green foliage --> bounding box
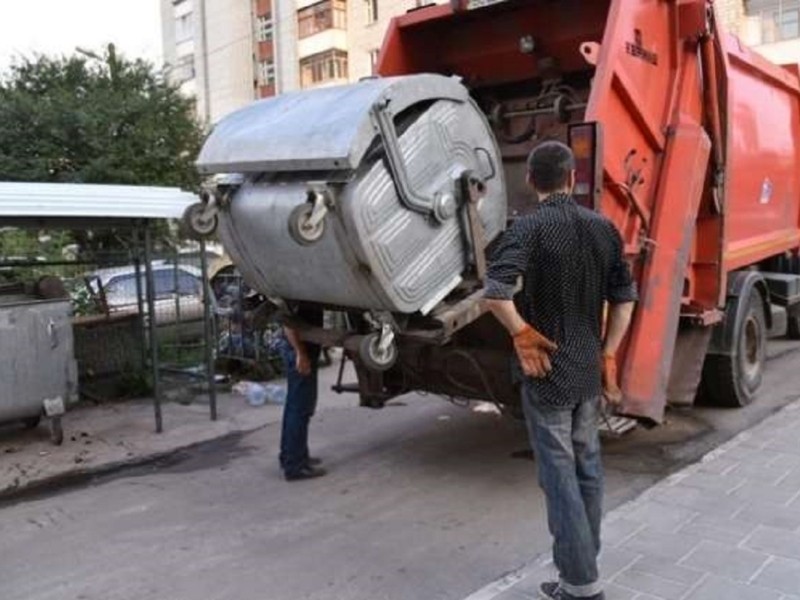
[0,45,205,190]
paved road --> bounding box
[1,342,798,600]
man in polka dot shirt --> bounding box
[484,141,637,600]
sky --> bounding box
[0,0,163,74]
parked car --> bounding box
[81,262,206,326]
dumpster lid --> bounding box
[196,74,469,175]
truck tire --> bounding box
[702,290,767,407]
[783,254,800,339]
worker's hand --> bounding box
[295,351,312,376]
[601,353,623,405]
[513,324,558,378]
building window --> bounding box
[297,0,347,39]
[779,8,800,38]
[366,0,378,24]
[256,15,274,42]
[175,54,196,83]
[299,49,348,87]
[258,59,275,85]
[175,13,193,43]
[747,0,800,42]
[369,48,380,74]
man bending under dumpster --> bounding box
[278,306,326,481]
[484,142,637,600]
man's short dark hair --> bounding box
[527,141,576,194]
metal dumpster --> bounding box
[197,74,507,316]
[0,292,77,443]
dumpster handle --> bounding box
[47,318,59,349]
[371,100,440,216]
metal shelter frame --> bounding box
[0,182,217,432]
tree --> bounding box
[0,44,205,189]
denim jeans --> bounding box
[279,343,319,476]
[523,387,604,598]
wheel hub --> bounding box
[742,316,762,379]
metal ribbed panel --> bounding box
[0,183,196,219]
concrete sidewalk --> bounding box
[0,361,357,499]
[465,399,800,600]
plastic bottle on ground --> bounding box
[244,382,267,407]
[263,383,287,405]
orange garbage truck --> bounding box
[193,0,800,424]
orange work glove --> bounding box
[601,353,623,405]
[513,324,558,378]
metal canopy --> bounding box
[0,182,196,220]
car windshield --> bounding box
[105,268,200,305]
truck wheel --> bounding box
[703,291,767,407]
[358,333,398,372]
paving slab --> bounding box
[461,399,800,600]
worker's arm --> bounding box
[283,325,312,376]
[602,224,639,403]
[483,298,527,336]
[482,220,557,378]
[603,302,635,356]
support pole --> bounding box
[144,224,162,433]
[132,226,148,374]
[200,239,217,420]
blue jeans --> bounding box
[279,344,319,476]
[523,388,604,598]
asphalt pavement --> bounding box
[0,341,798,600]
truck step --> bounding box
[599,413,638,437]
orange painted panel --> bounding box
[722,36,800,268]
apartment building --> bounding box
[739,0,800,64]
[161,0,259,123]
[162,0,446,121]
[285,0,442,91]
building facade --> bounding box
[162,0,446,121]
[161,0,259,124]
[718,0,800,64]
[347,1,435,85]
[739,0,800,64]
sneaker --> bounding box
[284,465,327,481]
[539,582,604,600]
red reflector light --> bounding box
[568,122,603,210]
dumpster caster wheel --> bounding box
[22,415,42,429]
[288,203,326,246]
[182,202,218,240]
[359,331,398,372]
[49,416,64,446]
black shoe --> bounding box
[284,465,327,481]
[308,456,322,466]
[539,582,604,600]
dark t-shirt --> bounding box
[485,193,638,408]
[288,305,323,358]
